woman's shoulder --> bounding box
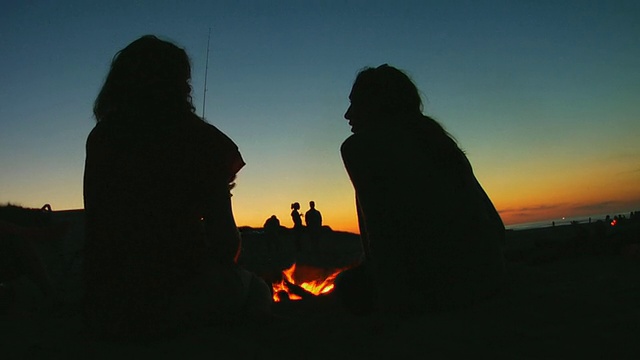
[340,129,385,157]
[86,122,109,150]
[87,121,106,137]
[185,115,245,175]
[187,116,237,149]
[340,125,418,163]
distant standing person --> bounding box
[304,201,322,229]
[83,35,271,340]
[305,201,323,250]
[291,202,303,251]
[337,64,506,316]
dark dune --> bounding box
[3,210,640,358]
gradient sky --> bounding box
[1,0,639,233]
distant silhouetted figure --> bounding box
[304,201,322,229]
[291,202,303,251]
[305,201,323,250]
[264,215,281,232]
[83,35,270,340]
[291,202,303,228]
[337,64,506,316]
[263,215,281,252]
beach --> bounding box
[2,210,640,359]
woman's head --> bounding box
[291,202,300,210]
[93,35,195,123]
[344,64,423,132]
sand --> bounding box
[2,211,640,359]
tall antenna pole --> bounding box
[202,27,211,119]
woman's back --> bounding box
[83,114,243,335]
[341,120,505,311]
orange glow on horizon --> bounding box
[10,176,639,234]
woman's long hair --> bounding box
[352,64,455,141]
[93,35,196,123]
[353,64,423,119]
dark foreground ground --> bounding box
[2,210,640,359]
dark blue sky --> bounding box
[1,0,639,230]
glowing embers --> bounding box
[272,262,346,302]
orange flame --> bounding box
[272,263,345,302]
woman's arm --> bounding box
[355,196,372,260]
[202,178,242,264]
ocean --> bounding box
[505,211,635,231]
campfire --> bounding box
[271,263,348,302]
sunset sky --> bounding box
[1,1,639,233]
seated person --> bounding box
[83,35,271,340]
[336,65,506,316]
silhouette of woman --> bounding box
[337,64,506,316]
[83,35,270,339]
[290,202,303,251]
[291,202,303,228]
